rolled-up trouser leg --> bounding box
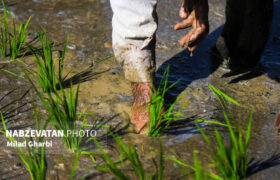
[110,0,157,83]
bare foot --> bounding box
[131,82,152,134]
[275,113,280,135]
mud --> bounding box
[0,0,280,179]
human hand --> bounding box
[174,0,209,54]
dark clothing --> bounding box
[216,0,274,68]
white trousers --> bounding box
[110,0,158,82]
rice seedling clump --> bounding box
[0,0,30,60]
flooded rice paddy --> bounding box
[0,0,280,179]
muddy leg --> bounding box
[131,82,153,134]
[110,0,157,134]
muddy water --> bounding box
[0,0,280,179]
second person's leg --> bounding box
[216,0,273,69]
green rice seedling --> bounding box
[9,16,31,60]
[156,143,164,180]
[47,81,84,151]
[95,54,114,64]
[196,85,253,179]
[28,31,68,93]
[48,81,85,151]
[168,150,222,180]
[1,68,25,79]
[110,134,145,180]
[0,0,30,59]
[148,65,187,137]
[147,67,229,137]
[0,0,9,58]
[70,150,97,180]
[168,85,252,180]
[0,104,47,180]
[91,138,128,180]
[70,150,81,180]
[23,32,92,151]
[42,81,83,151]
[23,64,85,151]
[87,133,164,180]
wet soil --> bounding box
[0,0,280,179]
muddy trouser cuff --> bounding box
[113,40,155,83]
[110,0,157,83]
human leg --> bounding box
[110,0,158,134]
[216,0,273,69]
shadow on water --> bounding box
[156,25,223,104]
[0,89,32,128]
[156,0,280,104]
[78,113,129,151]
[0,89,32,134]
[57,65,110,90]
[247,153,280,177]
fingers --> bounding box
[179,1,195,18]
[188,25,209,51]
[179,23,209,51]
[174,15,194,30]
[175,0,209,52]
[179,28,195,47]
[188,22,208,44]
[187,30,208,52]
[179,3,188,19]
